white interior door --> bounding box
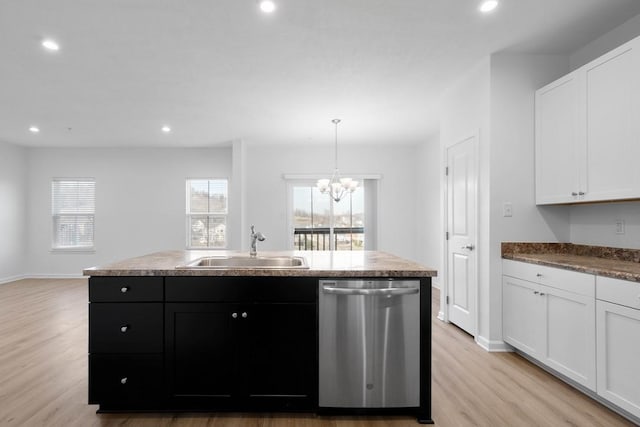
[446,135,477,336]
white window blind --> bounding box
[52,178,95,249]
[186,179,228,248]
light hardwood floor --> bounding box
[0,278,634,427]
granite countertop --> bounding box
[83,250,437,278]
[502,242,640,283]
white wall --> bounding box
[26,147,232,276]
[570,13,640,70]
[570,202,640,248]
[438,53,572,349]
[243,143,421,262]
[487,53,572,346]
[438,57,491,336]
[415,132,441,287]
[0,141,27,282]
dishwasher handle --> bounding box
[322,285,419,296]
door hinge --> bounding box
[445,166,449,176]
[445,231,449,240]
[446,296,450,305]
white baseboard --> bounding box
[1,274,86,284]
[437,311,446,321]
[431,279,441,290]
[0,274,27,285]
[476,335,513,352]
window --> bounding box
[51,178,95,250]
[291,183,365,251]
[186,179,228,248]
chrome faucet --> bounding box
[249,225,266,257]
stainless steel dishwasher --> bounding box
[319,279,420,408]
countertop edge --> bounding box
[502,253,640,283]
[82,269,436,278]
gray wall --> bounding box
[26,147,232,276]
[0,141,27,282]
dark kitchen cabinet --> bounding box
[88,277,165,411]
[164,277,317,411]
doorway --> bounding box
[444,133,478,337]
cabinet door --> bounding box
[541,285,596,391]
[502,276,544,358]
[596,300,640,418]
[165,303,240,408]
[584,38,640,202]
[242,303,316,410]
[535,70,585,204]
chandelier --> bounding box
[316,119,358,202]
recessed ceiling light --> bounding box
[29,126,40,133]
[479,0,499,13]
[161,126,171,133]
[41,39,60,51]
[259,0,276,13]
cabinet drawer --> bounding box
[89,354,163,407]
[89,303,163,353]
[166,276,317,302]
[503,259,595,297]
[597,276,640,309]
[89,277,163,302]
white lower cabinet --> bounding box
[502,260,596,391]
[596,277,640,419]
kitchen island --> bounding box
[84,250,436,424]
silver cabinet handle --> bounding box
[242,312,248,319]
[578,191,585,196]
[539,292,546,296]
[120,286,129,293]
[571,192,578,196]
[120,377,127,385]
[461,244,475,250]
[322,286,419,296]
[534,291,539,295]
[120,325,129,333]
[536,273,543,278]
[232,312,238,319]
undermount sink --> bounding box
[177,256,309,269]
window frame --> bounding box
[51,177,96,253]
[185,178,229,249]
[284,174,379,251]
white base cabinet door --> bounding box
[502,260,596,391]
[502,276,544,359]
[596,300,640,419]
[542,285,596,390]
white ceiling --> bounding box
[2,0,640,148]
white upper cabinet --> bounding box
[535,36,640,205]
[535,71,585,204]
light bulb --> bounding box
[29,126,40,133]
[161,125,171,133]
[479,0,498,13]
[42,39,60,51]
[259,0,276,13]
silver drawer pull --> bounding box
[242,312,248,319]
[120,286,129,293]
[322,286,419,296]
[120,377,127,385]
[539,292,546,296]
[120,325,129,333]
[536,273,543,277]
[232,312,238,319]
[534,291,539,295]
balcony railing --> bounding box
[293,227,364,251]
